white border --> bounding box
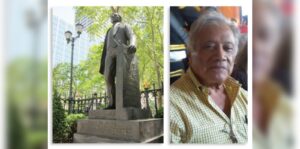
[294,0,300,148]
[0,0,6,148]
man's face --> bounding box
[110,13,121,23]
[189,24,237,86]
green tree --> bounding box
[76,44,106,97]
[53,63,70,97]
[52,90,67,143]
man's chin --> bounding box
[208,74,228,85]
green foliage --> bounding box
[7,58,48,148]
[53,45,106,98]
[155,107,164,118]
[8,101,26,149]
[27,131,47,149]
[75,6,163,89]
[52,63,70,97]
[75,44,106,96]
[52,90,68,143]
[97,103,107,109]
[148,98,164,118]
[53,89,87,143]
[65,114,87,142]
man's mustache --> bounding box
[208,61,229,70]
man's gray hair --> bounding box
[188,11,240,51]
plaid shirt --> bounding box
[170,68,248,144]
[253,81,294,149]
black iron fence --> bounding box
[61,84,163,116]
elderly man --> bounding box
[253,0,293,149]
[170,12,248,143]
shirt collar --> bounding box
[187,67,241,102]
[187,68,206,91]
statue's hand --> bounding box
[128,45,136,54]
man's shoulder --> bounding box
[227,76,248,102]
[170,73,190,92]
[239,87,248,96]
[237,86,248,104]
[115,22,130,28]
[170,73,196,102]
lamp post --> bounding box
[64,23,84,114]
[25,0,47,130]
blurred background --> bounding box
[5,0,48,148]
[252,0,294,149]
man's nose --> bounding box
[215,44,226,60]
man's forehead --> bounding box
[196,27,235,43]
[197,24,232,34]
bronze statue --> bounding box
[99,8,138,109]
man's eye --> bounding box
[224,46,233,52]
[204,44,215,50]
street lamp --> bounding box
[24,0,47,130]
[75,23,84,35]
[64,23,84,114]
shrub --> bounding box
[65,114,87,142]
[97,104,107,109]
[52,90,68,143]
[155,107,164,118]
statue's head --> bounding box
[110,13,122,24]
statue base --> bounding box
[74,118,163,143]
[88,108,152,120]
[73,107,163,143]
[74,133,163,143]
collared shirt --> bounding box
[170,68,248,144]
[253,80,294,149]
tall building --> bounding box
[75,16,94,31]
[51,15,98,67]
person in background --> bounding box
[253,0,294,149]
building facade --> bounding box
[52,15,97,67]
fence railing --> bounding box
[61,84,163,116]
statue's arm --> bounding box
[125,24,136,46]
[125,24,136,53]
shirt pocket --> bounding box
[234,122,248,143]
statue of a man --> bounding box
[99,12,137,109]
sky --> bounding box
[7,0,48,61]
[52,7,75,24]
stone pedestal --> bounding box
[88,108,152,120]
[74,118,163,143]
